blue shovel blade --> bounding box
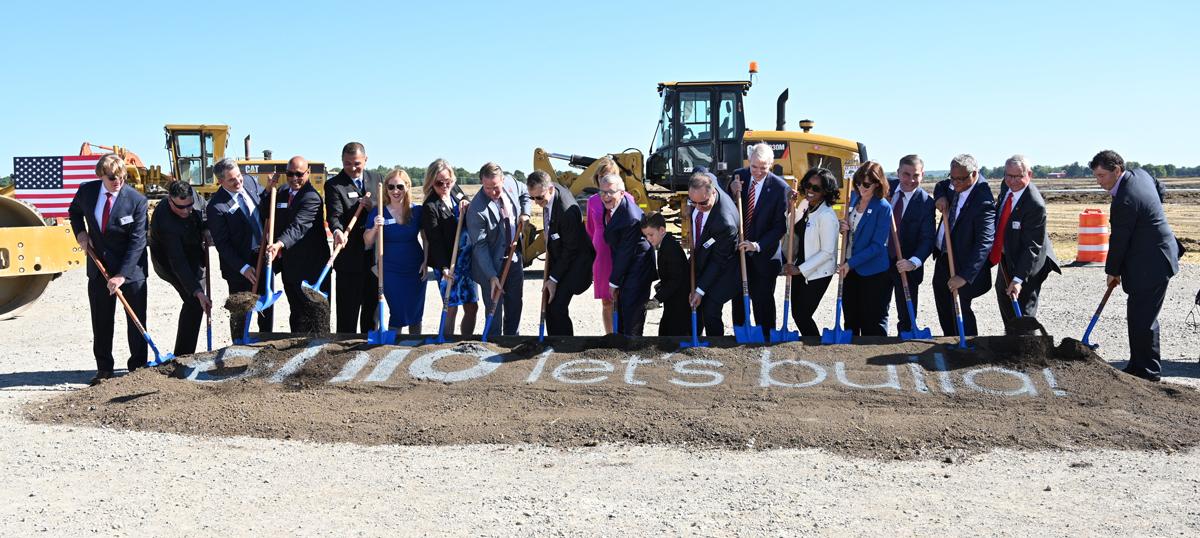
[300,280,329,300]
[255,290,282,312]
[368,330,396,345]
[769,328,800,343]
[734,324,765,344]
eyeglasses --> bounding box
[285,170,307,178]
[1004,173,1025,181]
[386,184,406,191]
[599,189,621,196]
[169,199,195,210]
[949,175,972,183]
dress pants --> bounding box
[732,256,779,340]
[889,266,925,333]
[932,253,982,337]
[226,271,274,339]
[790,275,832,337]
[546,285,576,336]
[1127,280,1168,378]
[479,255,524,339]
[87,276,147,372]
[994,264,1049,324]
[615,281,651,337]
[334,250,378,333]
[843,270,891,336]
[166,281,204,356]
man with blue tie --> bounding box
[1091,150,1181,382]
[887,155,936,334]
[206,157,273,338]
[466,162,531,339]
[726,142,788,340]
[325,142,380,333]
[68,154,149,385]
[932,154,995,337]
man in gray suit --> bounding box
[991,154,1060,324]
[1091,150,1181,382]
[466,162,531,339]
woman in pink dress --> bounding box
[585,157,631,334]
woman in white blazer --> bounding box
[783,168,840,336]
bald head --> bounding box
[285,155,310,190]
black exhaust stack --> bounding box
[775,89,788,131]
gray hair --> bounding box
[599,174,624,191]
[688,171,717,191]
[950,154,979,174]
[1005,154,1033,174]
[748,142,774,164]
[213,157,240,180]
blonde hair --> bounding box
[383,168,413,224]
[422,158,455,200]
[95,154,126,179]
[593,156,619,187]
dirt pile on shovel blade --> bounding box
[25,335,1200,461]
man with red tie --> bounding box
[725,143,788,340]
[991,155,1060,324]
[265,156,331,333]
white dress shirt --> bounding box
[892,187,926,269]
[94,185,121,229]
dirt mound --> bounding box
[25,336,1200,460]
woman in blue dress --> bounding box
[420,158,479,337]
[364,169,427,334]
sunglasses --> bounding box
[530,194,549,202]
[285,170,307,178]
[105,174,126,182]
[950,174,972,183]
[169,199,195,210]
[386,184,407,191]
[434,180,451,188]
[803,182,823,192]
[689,197,712,208]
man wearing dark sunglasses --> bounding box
[526,170,595,335]
[687,169,740,336]
[324,142,380,333]
[149,180,210,355]
[265,156,331,332]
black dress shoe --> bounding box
[88,371,113,386]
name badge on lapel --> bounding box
[348,192,359,199]
[277,202,288,209]
[551,233,561,241]
[867,209,873,214]
[226,205,238,214]
[703,237,716,249]
[119,215,133,225]
[1012,221,1021,230]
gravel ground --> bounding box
[2,252,1200,535]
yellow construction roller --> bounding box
[0,195,85,319]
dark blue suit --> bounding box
[1108,169,1180,378]
[932,179,995,336]
[993,182,1060,324]
[886,180,936,333]
[843,193,894,335]
[206,182,274,337]
[68,181,149,373]
[605,197,654,336]
[691,188,740,336]
[728,168,788,339]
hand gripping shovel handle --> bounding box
[1082,280,1118,347]
[483,217,524,342]
[997,263,1023,318]
[940,213,968,348]
[325,192,372,271]
[680,216,709,349]
[431,198,470,344]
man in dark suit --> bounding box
[887,154,937,334]
[991,155,1060,324]
[640,211,690,337]
[68,154,149,384]
[265,156,331,333]
[149,180,211,356]
[687,171,740,337]
[601,174,655,337]
[526,170,594,336]
[325,142,379,333]
[932,154,996,337]
[1091,150,1180,382]
[726,142,788,339]
[207,157,274,338]
[466,162,531,338]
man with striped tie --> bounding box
[725,142,788,340]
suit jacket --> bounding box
[936,179,996,296]
[690,187,740,301]
[886,180,936,277]
[604,196,654,291]
[729,168,788,266]
[845,193,893,276]
[995,182,1060,283]
[1107,168,1180,292]
[324,169,381,273]
[467,174,532,283]
[421,186,469,272]
[206,180,267,282]
[68,181,148,281]
[544,183,596,295]
[269,181,330,285]
[653,233,690,334]
[149,200,205,296]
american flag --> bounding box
[12,155,101,219]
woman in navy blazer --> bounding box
[838,161,893,336]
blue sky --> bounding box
[2,0,1197,178]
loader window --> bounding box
[174,133,205,186]
[677,144,714,174]
[718,92,737,140]
[679,92,711,143]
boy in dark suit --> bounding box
[68,154,149,384]
[640,211,690,337]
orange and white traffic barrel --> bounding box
[1075,209,1109,264]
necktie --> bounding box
[499,197,512,246]
[988,193,1014,266]
[605,207,612,227]
[288,190,296,206]
[893,192,905,227]
[101,193,113,233]
[355,178,363,193]
[694,210,705,249]
[237,193,263,246]
[745,179,758,228]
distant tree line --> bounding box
[0,175,11,187]
[326,166,530,186]
[979,162,1200,179]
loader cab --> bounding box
[647,81,749,190]
[165,124,230,188]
